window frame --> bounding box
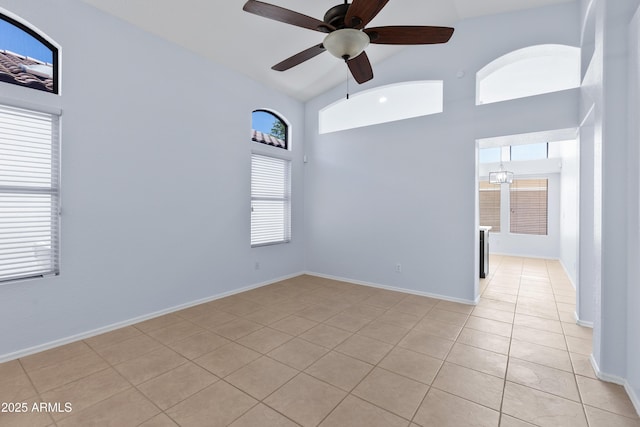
[251,109,289,150]
[0,12,59,94]
[0,103,61,284]
[509,178,549,236]
[250,152,292,247]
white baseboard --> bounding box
[305,271,480,305]
[590,354,640,417]
[0,271,305,363]
[575,312,594,328]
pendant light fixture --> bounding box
[489,162,514,184]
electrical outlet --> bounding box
[254,261,260,270]
[395,263,402,273]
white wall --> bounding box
[580,0,640,413]
[557,139,579,286]
[627,1,640,412]
[0,0,306,359]
[304,3,580,303]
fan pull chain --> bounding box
[346,64,350,100]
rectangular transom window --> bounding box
[510,178,548,235]
[479,181,501,232]
[251,154,291,247]
[0,104,60,282]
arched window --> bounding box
[251,110,288,150]
[250,109,291,246]
[476,44,580,105]
[0,12,58,93]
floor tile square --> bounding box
[398,330,454,359]
[213,318,264,340]
[413,388,499,427]
[229,403,299,427]
[40,368,130,421]
[226,356,298,400]
[509,339,573,372]
[268,337,329,370]
[194,342,261,377]
[167,330,230,360]
[264,373,346,427]
[432,362,503,410]
[334,333,394,364]
[357,320,410,345]
[413,318,463,340]
[166,381,257,427]
[583,405,640,427]
[446,342,507,378]
[236,327,293,354]
[114,346,187,385]
[137,362,218,410]
[319,395,408,427]
[305,351,373,391]
[271,315,318,336]
[57,388,159,427]
[353,367,428,419]
[576,375,639,418]
[502,381,587,427]
[378,347,442,385]
[300,324,352,349]
[324,312,372,332]
[506,357,580,401]
[456,327,510,355]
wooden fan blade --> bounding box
[347,51,374,84]
[243,0,334,33]
[365,26,454,45]
[272,44,326,71]
[345,0,390,29]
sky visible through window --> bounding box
[252,110,280,135]
[0,17,52,63]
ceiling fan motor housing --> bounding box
[323,4,351,28]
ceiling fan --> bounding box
[242,0,454,84]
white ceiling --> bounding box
[78,0,574,101]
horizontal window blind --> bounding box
[510,178,548,235]
[251,154,291,246]
[479,181,501,232]
[0,104,59,282]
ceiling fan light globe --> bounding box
[323,29,370,60]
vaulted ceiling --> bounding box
[79,0,574,101]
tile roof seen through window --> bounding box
[252,129,286,149]
[0,50,54,93]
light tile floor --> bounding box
[1,256,639,426]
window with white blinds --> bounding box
[0,104,60,282]
[251,154,291,247]
[510,178,548,235]
[479,181,501,232]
